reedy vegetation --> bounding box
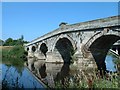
[55,68,119,89]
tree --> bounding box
[3,36,28,46]
[21,35,24,41]
[3,38,13,46]
[19,35,24,46]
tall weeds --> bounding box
[54,69,119,89]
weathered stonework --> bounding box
[25,16,120,71]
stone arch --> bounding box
[85,29,120,74]
[52,35,75,63]
[85,29,120,50]
[39,43,48,57]
[52,34,76,52]
[25,46,29,51]
[27,47,29,51]
[31,45,37,52]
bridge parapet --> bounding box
[25,16,120,46]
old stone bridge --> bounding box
[25,16,120,71]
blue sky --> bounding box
[2,2,118,41]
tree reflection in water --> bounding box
[2,64,24,89]
[2,58,45,89]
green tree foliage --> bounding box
[21,35,24,41]
[3,35,29,46]
[3,38,13,46]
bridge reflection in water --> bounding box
[27,52,118,88]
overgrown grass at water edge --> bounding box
[2,45,27,66]
[54,69,119,89]
[2,45,26,58]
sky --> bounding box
[2,2,119,42]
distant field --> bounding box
[0,46,13,50]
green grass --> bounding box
[54,69,119,89]
[2,45,27,59]
[114,58,120,66]
[2,45,27,67]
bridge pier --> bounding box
[74,47,83,59]
[28,51,35,58]
[34,51,46,60]
[27,57,36,71]
[46,52,64,63]
[27,45,36,58]
[81,44,93,59]
[74,37,83,58]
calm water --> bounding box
[1,53,119,89]
[105,54,117,72]
[1,63,45,89]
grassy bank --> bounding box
[2,45,27,59]
[1,45,27,66]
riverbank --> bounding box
[0,46,13,49]
[2,45,27,59]
[1,46,27,67]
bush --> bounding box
[2,45,27,59]
[2,45,26,67]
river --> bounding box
[1,59,46,89]
[1,53,119,89]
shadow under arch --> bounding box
[54,38,75,63]
[39,43,48,57]
[52,34,76,52]
[27,47,29,51]
[31,46,36,52]
[89,34,120,74]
